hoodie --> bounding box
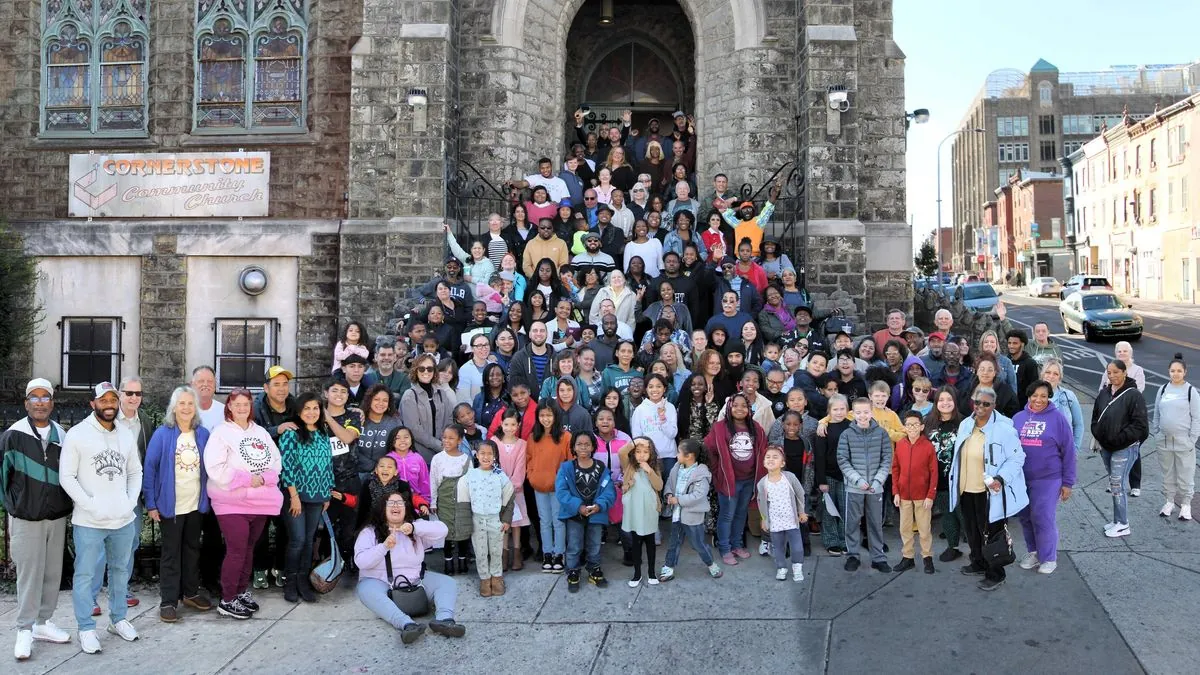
[203,420,284,516]
[551,377,595,436]
[59,414,142,530]
[703,416,767,498]
[890,354,930,412]
[1013,401,1077,485]
[631,396,679,460]
[1,417,72,522]
[835,419,892,495]
[1151,382,1200,452]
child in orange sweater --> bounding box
[891,410,939,574]
[525,402,572,573]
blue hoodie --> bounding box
[1013,400,1077,485]
[890,354,930,411]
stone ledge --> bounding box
[399,23,450,39]
[10,219,341,256]
[29,136,157,151]
[179,132,320,147]
[805,25,857,42]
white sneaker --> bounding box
[792,563,804,582]
[1105,523,1131,538]
[1019,552,1040,570]
[106,620,138,642]
[1160,502,1175,518]
[79,630,102,654]
[14,630,32,661]
[1038,561,1057,575]
[32,621,70,644]
[1180,504,1193,521]
[1130,488,1141,497]
[627,578,640,588]
[775,567,788,580]
[646,577,660,586]
[759,541,771,556]
[1103,521,1118,532]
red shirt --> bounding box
[873,328,904,354]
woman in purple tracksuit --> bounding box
[1012,380,1076,575]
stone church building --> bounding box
[0,0,911,399]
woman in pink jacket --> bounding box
[203,389,283,620]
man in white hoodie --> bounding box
[59,382,143,654]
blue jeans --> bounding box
[664,521,714,567]
[91,506,141,602]
[74,521,138,631]
[565,518,603,571]
[1102,444,1139,525]
[716,478,754,555]
[355,574,456,628]
[284,502,324,578]
[534,491,566,555]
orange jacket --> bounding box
[891,435,938,501]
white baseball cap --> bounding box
[25,378,53,397]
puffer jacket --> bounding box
[1091,379,1149,451]
[835,419,893,495]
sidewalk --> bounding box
[5,402,1198,674]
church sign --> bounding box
[69,152,270,218]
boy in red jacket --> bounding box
[892,411,939,574]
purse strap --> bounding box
[322,510,340,569]
[987,442,1008,516]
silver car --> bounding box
[1028,276,1063,297]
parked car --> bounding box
[956,282,1002,315]
[1028,276,1063,297]
[1058,291,1143,341]
[1059,275,1112,300]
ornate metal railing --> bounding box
[446,159,518,241]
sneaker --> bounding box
[237,591,260,613]
[182,594,213,611]
[646,577,660,586]
[871,561,892,573]
[792,563,804,582]
[125,594,139,608]
[960,563,987,576]
[217,599,252,620]
[567,569,581,593]
[707,563,723,578]
[159,604,178,623]
[758,541,771,556]
[1038,561,1057,575]
[1105,523,1131,538]
[939,547,963,562]
[826,546,844,557]
[79,629,102,654]
[1181,505,1193,521]
[252,570,269,589]
[428,619,466,638]
[31,621,70,644]
[1130,488,1141,497]
[1103,521,1118,532]
[657,566,674,583]
[541,553,553,572]
[14,630,32,660]
[843,556,861,572]
[271,569,285,588]
[775,567,788,580]
[628,577,641,588]
[106,619,138,642]
[399,622,425,645]
[732,548,751,559]
[551,554,565,573]
[923,557,935,574]
[978,577,1005,591]
[1019,552,1040,570]
[91,604,101,617]
[588,568,609,588]
[894,557,915,573]
[1160,502,1175,518]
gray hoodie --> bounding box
[1151,382,1200,452]
[553,377,594,436]
[835,419,892,495]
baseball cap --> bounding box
[93,382,118,400]
[720,256,736,266]
[584,231,601,241]
[672,110,686,119]
[444,255,461,265]
[499,271,516,282]
[928,331,947,342]
[648,117,660,124]
[902,326,925,337]
[596,203,614,214]
[341,354,369,367]
[559,198,572,207]
[794,305,813,316]
[737,201,755,210]
[25,378,53,397]
[265,365,294,381]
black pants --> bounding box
[326,501,358,561]
[959,491,1006,582]
[521,477,540,557]
[159,511,203,605]
[1130,455,1142,490]
[630,533,656,579]
[198,510,225,592]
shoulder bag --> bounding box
[982,442,1016,567]
[385,548,430,617]
[309,511,344,593]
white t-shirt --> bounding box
[765,477,798,533]
[198,399,226,431]
[525,174,570,203]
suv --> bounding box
[1060,275,1111,300]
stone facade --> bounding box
[139,234,188,393]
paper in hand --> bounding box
[823,492,840,519]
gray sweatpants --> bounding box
[11,516,67,630]
[843,491,886,564]
[471,513,504,579]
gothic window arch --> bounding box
[41,0,150,136]
[194,0,307,132]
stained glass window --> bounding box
[195,0,307,132]
[584,42,679,106]
[41,0,149,135]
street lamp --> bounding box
[936,126,986,291]
[905,108,930,130]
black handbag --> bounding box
[981,444,1016,567]
[385,550,430,617]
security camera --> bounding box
[827,86,849,112]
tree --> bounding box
[0,222,43,397]
[914,238,938,277]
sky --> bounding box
[896,0,1200,256]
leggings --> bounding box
[629,533,656,579]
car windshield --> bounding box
[1082,294,1123,311]
[963,284,997,300]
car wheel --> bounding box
[1061,314,1074,334]
[1082,323,1093,342]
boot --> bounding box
[479,578,493,598]
[491,576,506,596]
[502,542,512,572]
[298,575,317,603]
[457,555,469,575]
[283,574,299,603]
[443,555,455,576]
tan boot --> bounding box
[491,576,506,596]
[479,577,493,597]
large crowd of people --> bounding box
[4,114,1200,657]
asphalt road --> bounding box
[1001,293,1199,398]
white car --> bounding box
[1029,276,1063,297]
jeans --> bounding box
[716,478,754,555]
[356,574,456,628]
[534,491,566,555]
[1102,444,1138,525]
[769,528,804,568]
[73,521,138,631]
[91,506,141,602]
[819,479,846,549]
[159,510,204,605]
[664,521,714,567]
[284,502,324,580]
[565,518,603,571]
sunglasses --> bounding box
[972,399,994,408]
[584,196,597,201]
[417,366,435,373]
[27,395,52,403]
[912,387,930,393]
[122,390,143,397]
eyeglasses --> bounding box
[767,379,786,386]
[972,400,994,408]
[122,391,143,397]
[386,501,406,507]
[27,395,52,403]
[416,366,435,373]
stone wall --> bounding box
[139,235,187,404]
[296,233,341,384]
[336,225,445,343]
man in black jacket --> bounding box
[508,321,553,394]
[1006,329,1040,408]
[3,378,73,659]
[252,365,296,589]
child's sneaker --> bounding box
[541,553,553,573]
[566,569,581,593]
[775,567,788,580]
[657,566,674,583]
[646,576,660,586]
[588,568,608,588]
[707,563,723,578]
[792,563,804,582]
[923,557,936,574]
[758,541,771,556]
[552,554,565,573]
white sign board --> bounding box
[69,152,270,218]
